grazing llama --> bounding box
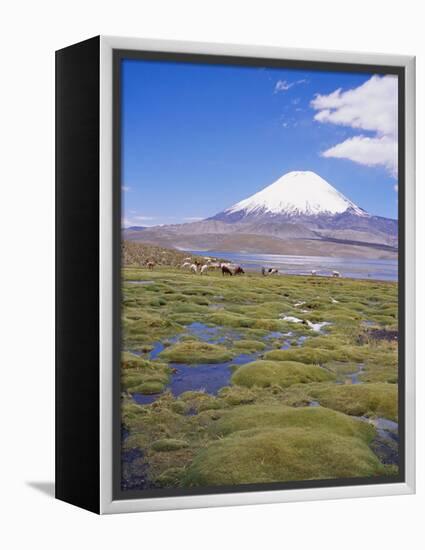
[221,265,233,276]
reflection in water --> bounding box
[369,418,399,466]
[121,427,153,490]
[134,352,257,403]
[168,353,257,397]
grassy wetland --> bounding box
[120,256,399,491]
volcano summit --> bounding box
[212,171,368,221]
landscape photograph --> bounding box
[119,57,400,492]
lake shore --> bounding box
[187,250,398,281]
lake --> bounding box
[190,251,398,281]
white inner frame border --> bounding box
[99,35,415,514]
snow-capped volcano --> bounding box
[126,170,397,258]
[216,171,368,220]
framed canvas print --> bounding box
[55,36,415,514]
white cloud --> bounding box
[122,185,131,192]
[394,183,398,192]
[274,80,292,92]
[322,135,397,174]
[123,214,205,227]
[311,75,398,176]
[122,215,158,228]
[274,78,307,93]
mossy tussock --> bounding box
[210,404,375,442]
[217,386,256,406]
[264,348,343,364]
[151,439,189,452]
[183,427,385,486]
[231,360,334,388]
[178,391,223,412]
[233,339,267,352]
[310,382,398,421]
[121,353,171,395]
[121,351,152,369]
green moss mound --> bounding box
[151,439,189,452]
[159,341,233,364]
[125,312,179,340]
[207,311,256,329]
[121,400,147,425]
[178,391,222,412]
[137,380,165,394]
[311,382,398,421]
[211,404,375,442]
[183,427,385,486]
[264,348,342,364]
[121,357,170,395]
[233,339,267,352]
[217,386,256,406]
[231,360,334,388]
[121,352,152,369]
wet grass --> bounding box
[151,439,189,452]
[264,348,344,364]
[233,339,267,352]
[120,264,399,489]
[310,382,398,421]
[121,353,171,395]
[231,360,335,388]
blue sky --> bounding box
[121,59,398,226]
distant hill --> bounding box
[122,241,216,267]
[123,171,398,259]
[123,225,146,234]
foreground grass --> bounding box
[121,264,399,488]
[183,427,386,486]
